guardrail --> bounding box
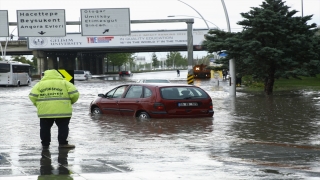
[92,75,120,81]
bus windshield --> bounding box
[0,63,10,73]
[12,64,30,73]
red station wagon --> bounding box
[90,83,214,119]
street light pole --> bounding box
[301,0,304,17]
[2,27,17,60]
[221,0,231,32]
[221,0,236,96]
[172,52,178,69]
[168,15,220,29]
[177,0,210,30]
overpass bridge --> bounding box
[1,28,208,75]
[2,29,208,55]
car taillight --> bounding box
[126,72,129,74]
[209,102,213,109]
[153,102,165,110]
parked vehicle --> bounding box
[74,70,89,80]
[193,64,211,78]
[84,71,92,79]
[137,79,171,83]
[90,83,214,119]
[0,61,31,86]
[119,71,133,77]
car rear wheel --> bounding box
[92,107,102,114]
[138,112,150,120]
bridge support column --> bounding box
[33,50,47,75]
[59,56,76,70]
[36,57,46,75]
[47,56,55,69]
[101,56,105,74]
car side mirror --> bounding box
[98,94,105,98]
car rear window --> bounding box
[145,79,170,83]
[74,70,85,74]
[161,87,208,100]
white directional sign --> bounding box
[17,9,66,37]
[81,8,130,36]
[0,10,9,37]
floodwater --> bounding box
[0,70,320,179]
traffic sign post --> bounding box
[81,8,130,36]
[16,9,66,37]
[0,10,9,37]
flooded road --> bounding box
[1,71,320,179]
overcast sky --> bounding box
[1,0,319,60]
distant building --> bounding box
[159,57,166,69]
[135,56,146,65]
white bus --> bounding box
[0,61,32,86]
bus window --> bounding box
[0,64,10,73]
[12,65,30,73]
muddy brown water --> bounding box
[0,75,320,179]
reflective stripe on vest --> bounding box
[69,90,78,94]
[38,113,72,117]
[29,93,38,97]
[37,98,71,101]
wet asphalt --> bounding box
[1,70,320,180]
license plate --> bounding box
[178,102,198,107]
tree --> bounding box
[166,52,187,68]
[196,54,214,66]
[151,52,159,68]
[105,53,134,71]
[11,55,30,64]
[203,0,320,95]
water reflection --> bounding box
[90,114,213,135]
[229,91,320,144]
[38,149,73,179]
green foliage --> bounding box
[151,52,159,67]
[274,74,320,87]
[202,0,320,94]
[11,56,30,64]
[105,53,134,70]
[166,52,187,68]
[242,74,320,91]
[242,75,264,87]
[31,56,37,66]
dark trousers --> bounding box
[40,118,71,146]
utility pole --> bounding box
[221,0,236,97]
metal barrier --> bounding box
[92,75,120,81]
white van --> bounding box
[74,70,89,80]
[84,71,92,79]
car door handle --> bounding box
[136,101,139,103]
